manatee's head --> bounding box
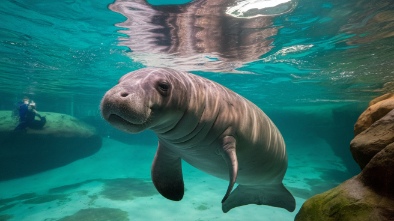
[100,68,189,133]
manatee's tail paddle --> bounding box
[221,183,296,213]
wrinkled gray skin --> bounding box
[100,67,295,213]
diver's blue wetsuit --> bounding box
[14,103,29,131]
[14,103,47,131]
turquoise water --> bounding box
[0,0,393,220]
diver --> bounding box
[14,98,46,131]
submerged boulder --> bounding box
[354,93,394,135]
[0,111,102,180]
[295,94,394,221]
[294,177,394,221]
[350,109,394,169]
[295,144,394,221]
[359,142,394,199]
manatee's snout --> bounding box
[100,85,150,133]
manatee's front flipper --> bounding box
[222,183,296,213]
[151,142,184,201]
[219,136,238,203]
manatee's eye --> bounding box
[157,81,170,96]
[158,82,169,91]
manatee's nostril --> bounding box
[120,92,128,97]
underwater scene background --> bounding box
[0,0,394,220]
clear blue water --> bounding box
[0,0,393,220]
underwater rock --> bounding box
[369,93,394,106]
[354,93,394,135]
[350,109,394,169]
[294,176,394,221]
[359,143,394,199]
[295,144,394,221]
[295,95,394,220]
[0,111,101,181]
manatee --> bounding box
[100,67,295,213]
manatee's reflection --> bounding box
[109,0,291,72]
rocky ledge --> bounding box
[295,93,394,221]
[0,111,102,181]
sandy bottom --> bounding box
[0,136,351,221]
